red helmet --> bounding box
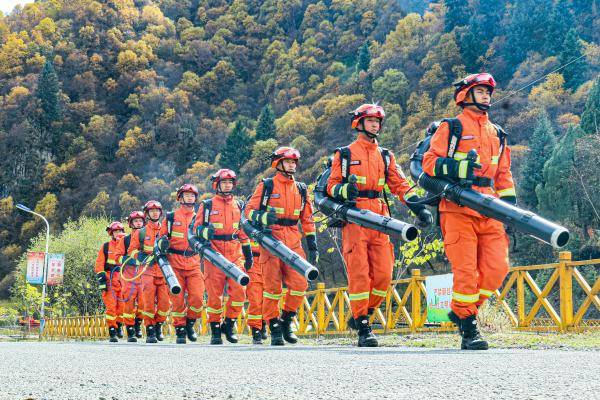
[211,169,237,191]
[176,183,199,200]
[127,211,145,228]
[106,221,125,235]
[143,200,162,216]
[453,73,496,105]
[270,147,300,169]
[350,104,385,129]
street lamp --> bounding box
[16,203,50,337]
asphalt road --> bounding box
[1,341,599,400]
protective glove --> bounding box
[195,224,215,241]
[252,210,278,227]
[306,234,319,265]
[416,208,434,228]
[139,253,156,265]
[96,272,107,291]
[156,235,170,254]
[333,175,359,201]
[499,195,517,206]
[242,244,254,271]
[434,157,482,180]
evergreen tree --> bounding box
[443,0,471,32]
[520,109,556,209]
[558,29,587,90]
[357,42,371,72]
[219,120,254,171]
[256,104,276,141]
[37,60,61,130]
[580,77,600,135]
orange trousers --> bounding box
[246,258,263,329]
[120,266,143,326]
[441,212,509,318]
[170,267,205,327]
[139,272,170,325]
[342,223,394,318]
[205,260,246,323]
[261,244,308,321]
[102,272,124,328]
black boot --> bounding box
[116,322,124,339]
[356,315,378,347]
[260,320,268,340]
[175,326,187,344]
[460,315,488,350]
[126,326,137,343]
[269,318,284,346]
[348,308,374,330]
[222,318,239,344]
[448,311,463,335]
[108,327,118,343]
[280,310,298,344]
[185,318,197,342]
[155,322,164,342]
[134,318,143,338]
[210,322,223,345]
[146,325,157,344]
[251,328,263,345]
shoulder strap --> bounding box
[235,199,244,210]
[202,199,213,227]
[259,178,274,212]
[441,118,462,158]
[336,146,351,184]
[296,182,307,212]
[138,227,146,248]
[379,147,391,181]
[124,234,131,254]
[103,242,109,261]
[493,123,508,155]
[166,211,174,238]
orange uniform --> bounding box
[422,108,515,318]
[327,135,412,318]
[94,239,124,328]
[245,173,316,321]
[114,230,144,327]
[192,195,249,323]
[246,241,263,330]
[128,220,170,326]
[159,206,204,327]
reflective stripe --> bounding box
[452,291,479,303]
[140,311,155,318]
[263,291,282,300]
[305,231,316,237]
[497,187,516,197]
[293,209,301,216]
[355,176,367,184]
[479,288,494,298]
[377,178,385,186]
[371,288,387,297]
[171,312,186,317]
[458,160,468,179]
[122,313,136,319]
[491,155,499,165]
[107,258,117,265]
[105,314,117,320]
[143,245,154,252]
[171,231,184,238]
[230,301,245,307]
[157,310,169,317]
[442,164,447,176]
[454,151,467,160]
[212,223,224,229]
[188,306,203,313]
[271,207,284,215]
[247,314,263,320]
[248,210,256,220]
[349,292,370,301]
[232,222,239,229]
[289,290,305,297]
[206,307,224,314]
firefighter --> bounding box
[326,103,433,347]
[94,221,126,342]
[422,73,516,350]
[192,169,253,345]
[128,200,170,343]
[245,147,318,346]
[246,240,267,344]
[115,211,146,342]
[157,184,204,344]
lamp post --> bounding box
[16,203,50,337]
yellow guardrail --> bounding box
[42,251,600,339]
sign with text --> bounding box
[26,251,45,285]
[46,253,65,286]
[426,273,453,323]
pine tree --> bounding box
[256,104,276,141]
[357,42,371,72]
[558,29,587,90]
[219,120,254,171]
[520,110,556,209]
[580,77,600,135]
[37,60,61,130]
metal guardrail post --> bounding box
[317,282,325,334]
[410,269,421,332]
[558,251,573,332]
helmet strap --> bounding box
[276,164,295,178]
[356,120,381,140]
[216,181,233,197]
[462,88,491,111]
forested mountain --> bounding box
[0,0,598,298]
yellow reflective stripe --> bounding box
[122,313,136,319]
[230,301,245,307]
[206,307,224,314]
[212,223,224,229]
[105,314,117,320]
[371,288,387,297]
[247,314,263,320]
[442,164,447,176]
[232,222,239,229]
[263,291,282,300]
[377,178,385,186]
[171,231,184,238]
[452,291,479,303]
[140,311,155,318]
[479,288,494,298]
[458,160,468,179]
[491,155,499,165]
[248,210,256,220]
[355,176,367,184]
[143,245,154,252]
[289,290,305,297]
[293,209,301,216]
[107,258,117,265]
[188,306,203,313]
[497,187,516,197]
[270,207,284,215]
[305,231,316,237]
[454,152,467,160]
[171,312,186,317]
[349,292,370,301]
[157,310,169,317]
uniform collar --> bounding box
[274,172,295,184]
[462,107,489,123]
[215,194,233,203]
[148,220,160,229]
[179,205,195,215]
[356,133,379,149]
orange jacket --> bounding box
[192,194,250,258]
[158,206,200,270]
[245,173,316,243]
[129,220,162,277]
[94,238,121,274]
[327,134,412,216]
[422,108,515,217]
